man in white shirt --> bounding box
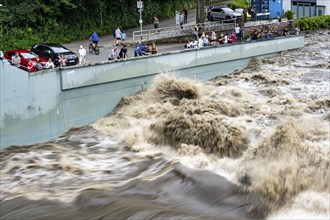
[11,52,21,67]
[78,45,87,65]
[108,46,119,60]
[44,58,55,69]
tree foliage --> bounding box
[227,0,250,10]
[284,10,295,20]
[0,0,195,51]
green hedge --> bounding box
[227,0,250,10]
[295,15,330,31]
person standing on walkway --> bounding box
[179,12,184,29]
[235,24,242,42]
[211,30,217,46]
[183,7,188,24]
[250,5,256,21]
[121,31,127,45]
[114,27,122,45]
[153,17,159,31]
[78,45,87,65]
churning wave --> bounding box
[1,30,329,219]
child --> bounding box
[121,31,127,45]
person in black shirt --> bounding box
[142,44,150,56]
[119,45,129,59]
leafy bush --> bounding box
[227,0,250,10]
[295,15,330,31]
[284,10,295,20]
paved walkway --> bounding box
[63,8,201,64]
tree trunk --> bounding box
[196,0,205,24]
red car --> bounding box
[4,49,47,72]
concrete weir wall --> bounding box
[0,36,305,149]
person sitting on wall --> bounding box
[229,32,236,44]
[11,52,21,68]
[266,30,272,40]
[59,54,67,67]
[142,44,151,56]
[259,29,266,39]
[184,41,191,49]
[36,60,43,71]
[134,41,143,57]
[151,42,158,55]
[108,46,119,60]
[44,58,55,69]
[252,30,258,41]
[283,28,291,37]
[119,45,129,59]
[27,59,35,72]
[203,36,209,47]
[218,33,225,44]
[211,30,217,46]
[192,27,199,41]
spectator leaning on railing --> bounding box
[11,52,21,67]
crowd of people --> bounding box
[184,23,297,49]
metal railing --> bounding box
[132,19,237,43]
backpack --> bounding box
[113,30,116,38]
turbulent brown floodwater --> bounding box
[1,30,329,220]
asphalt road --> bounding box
[63,2,230,64]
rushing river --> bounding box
[1,30,329,220]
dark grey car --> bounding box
[31,43,78,67]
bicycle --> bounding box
[89,42,100,55]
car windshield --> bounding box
[222,8,234,13]
[50,46,70,53]
[21,52,35,59]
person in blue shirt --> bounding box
[134,41,143,57]
[89,32,99,47]
[121,31,127,45]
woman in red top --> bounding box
[27,59,35,72]
[229,32,236,44]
